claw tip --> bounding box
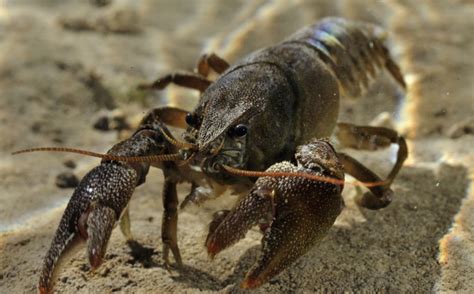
[241,277,263,289]
[206,240,220,259]
[89,251,103,270]
[38,286,48,294]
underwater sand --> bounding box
[1,0,473,292]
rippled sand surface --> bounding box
[1,0,473,292]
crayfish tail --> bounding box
[291,17,406,98]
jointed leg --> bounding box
[138,53,228,94]
[138,71,211,92]
[335,123,408,209]
[179,182,199,209]
[180,182,227,209]
[141,106,189,129]
[337,152,393,209]
[196,53,230,77]
[120,107,188,267]
[161,176,182,268]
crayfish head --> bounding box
[186,64,296,184]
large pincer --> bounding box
[205,139,345,288]
[37,127,163,293]
[38,161,139,293]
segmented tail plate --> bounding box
[296,17,406,97]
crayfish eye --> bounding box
[185,112,198,127]
[229,124,248,137]
[155,134,165,144]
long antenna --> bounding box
[12,147,183,163]
[156,126,197,150]
[222,165,388,187]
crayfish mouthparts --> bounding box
[178,148,197,161]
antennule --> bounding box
[12,147,183,163]
[156,126,198,150]
[222,165,388,188]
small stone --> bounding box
[90,0,112,7]
[447,117,474,139]
[52,136,64,144]
[56,171,79,188]
[83,72,116,110]
[101,8,141,34]
[434,108,448,117]
[110,115,130,131]
[93,110,130,131]
[31,122,42,133]
[63,159,77,169]
[99,266,110,277]
[79,264,90,272]
[93,115,110,131]
[15,239,30,246]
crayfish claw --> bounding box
[208,139,345,288]
[87,205,117,269]
[38,163,139,293]
[241,206,332,288]
[38,214,83,294]
[205,188,273,259]
[207,210,230,234]
[205,209,230,258]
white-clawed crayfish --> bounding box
[14,17,407,292]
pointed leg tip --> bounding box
[174,256,184,268]
[38,285,49,294]
[174,262,183,271]
[240,277,263,289]
[163,262,172,273]
[206,240,220,258]
[207,251,216,260]
[89,253,103,270]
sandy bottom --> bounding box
[1,0,473,293]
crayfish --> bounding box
[14,17,408,292]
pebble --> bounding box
[448,117,474,139]
[56,171,79,188]
[63,159,77,169]
[93,116,110,131]
[93,110,130,131]
[90,0,112,7]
